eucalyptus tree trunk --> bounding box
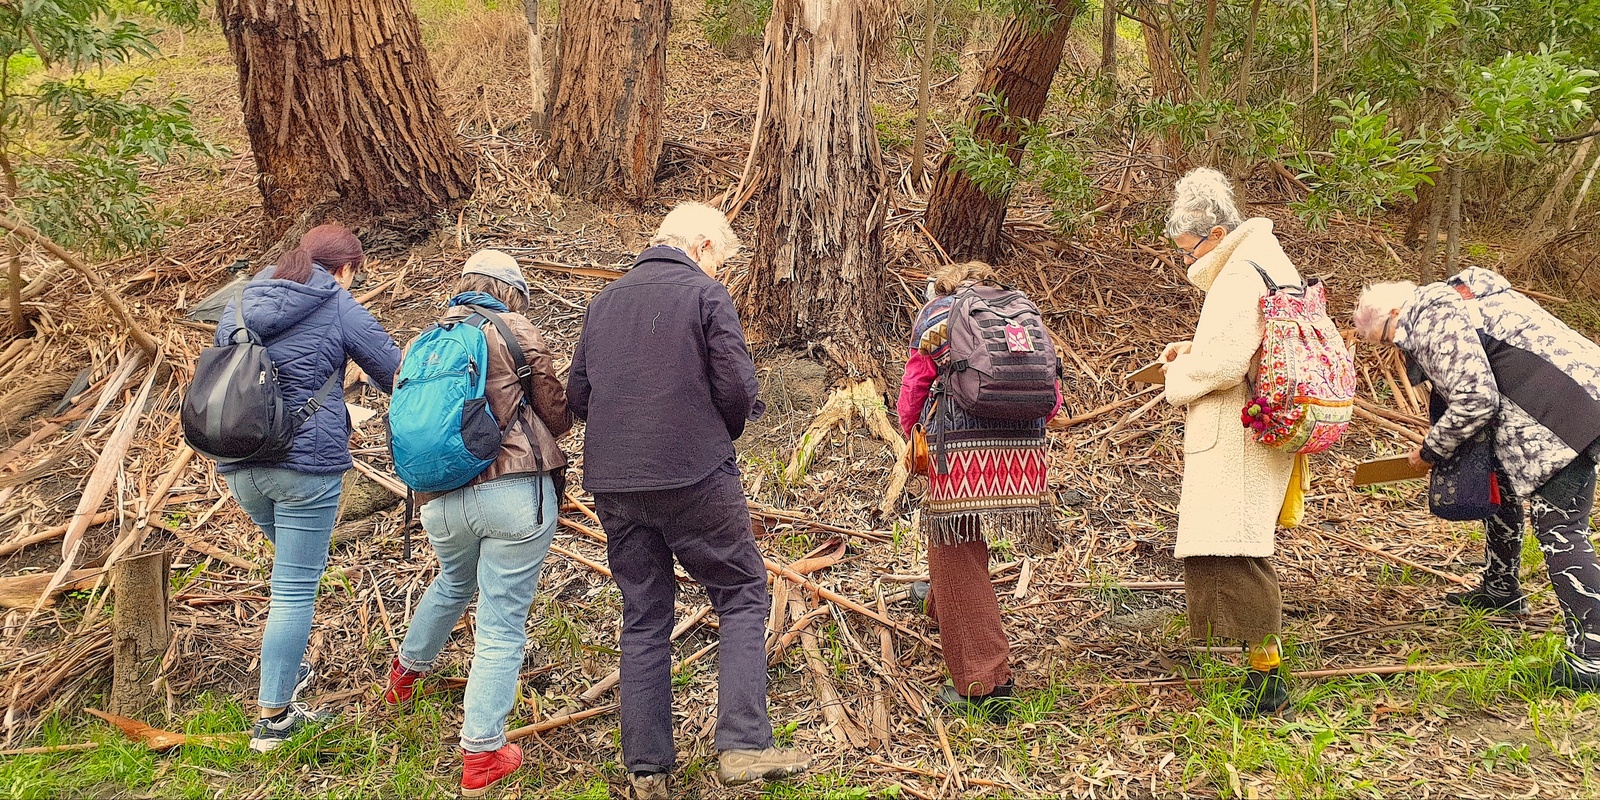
[924,0,1083,262]
[910,0,938,187]
[738,0,891,378]
[1234,0,1263,105]
[1444,162,1464,273]
[546,0,669,199]
[217,0,472,240]
[1195,0,1217,95]
[1417,165,1446,284]
[1101,0,1117,75]
[523,0,547,130]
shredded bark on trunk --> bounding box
[546,0,669,199]
[737,0,892,378]
[216,0,473,241]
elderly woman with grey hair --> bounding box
[1354,268,1600,690]
[1159,168,1300,716]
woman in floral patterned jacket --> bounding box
[1355,268,1600,690]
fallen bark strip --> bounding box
[748,502,890,543]
[764,559,940,650]
[1354,405,1427,445]
[10,358,160,648]
[505,703,619,742]
[1126,661,1484,687]
[1319,529,1471,586]
[0,511,117,558]
[0,742,101,756]
[1049,386,1161,431]
[795,598,868,749]
[550,542,611,578]
[1353,396,1426,428]
[0,215,159,358]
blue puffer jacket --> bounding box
[214,264,402,475]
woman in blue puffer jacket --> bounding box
[214,223,402,751]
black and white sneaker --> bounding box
[292,661,316,702]
[1552,658,1600,692]
[249,703,334,753]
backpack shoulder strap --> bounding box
[292,370,341,424]
[474,307,535,405]
[1248,261,1280,293]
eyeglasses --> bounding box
[1174,234,1211,262]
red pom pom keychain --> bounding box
[1241,396,1275,433]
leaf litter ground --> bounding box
[4,3,1600,798]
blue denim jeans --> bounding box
[398,473,557,752]
[224,467,344,710]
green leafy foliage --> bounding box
[1292,95,1435,229]
[700,0,771,55]
[1447,49,1598,157]
[0,0,221,255]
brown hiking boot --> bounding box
[717,747,811,784]
[628,771,669,799]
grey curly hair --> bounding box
[1165,167,1245,239]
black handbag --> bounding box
[1425,389,1502,521]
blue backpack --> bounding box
[389,306,534,495]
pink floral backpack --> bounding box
[1239,262,1356,454]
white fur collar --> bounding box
[1186,217,1274,292]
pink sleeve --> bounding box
[1049,381,1063,422]
[896,351,938,437]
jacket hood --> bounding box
[234,266,341,339]
[1186,217,1278,292]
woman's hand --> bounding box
[1160,341,1192,373]
[1406,448,1428,471]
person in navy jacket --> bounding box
[214,223,401,751]
[567,203,809,797]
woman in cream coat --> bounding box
[1160,168,1298,716]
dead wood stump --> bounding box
[109,550,170,718]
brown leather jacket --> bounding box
[416,305,572,503]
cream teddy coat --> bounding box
[1165,218,1297,559]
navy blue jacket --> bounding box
[568,246,762,492]
[214,265,402,475]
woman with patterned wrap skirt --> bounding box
[896,261,1059,719]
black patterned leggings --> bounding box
[1481,459,1600,664]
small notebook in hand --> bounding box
[1127,362,1166,385]
[1353,455,1431,487]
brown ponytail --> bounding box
[272,224,364,284]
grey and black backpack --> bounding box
[941,285,1060,421]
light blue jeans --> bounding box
[224,467,344,710]
[398,473,557,752]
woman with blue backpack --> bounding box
[382,250,572,797]
[202,224,403,751]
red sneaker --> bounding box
[461,743,522,797]
[382,657,424,705]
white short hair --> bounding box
[1165,167,1245,239]
[1353,281,1419,341]
[650,202,741,258]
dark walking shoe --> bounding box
[1445,587,1530,615]
[292,661,316,702]
[909,581,930,613]
[717,747,811,784]
[937,681,1014,722]
[461,743,522,797]
[383,657,425,705]
[1236,669,1290,718]
[249,703,334,752]
[1551,658,1600,692]
[628,771,669,799]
